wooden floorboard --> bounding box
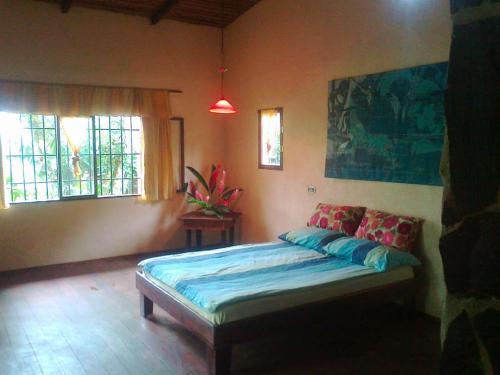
[0,255,441,375]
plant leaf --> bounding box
[186,166,209,193]
[222,188,243,200]
[214,205,230,213]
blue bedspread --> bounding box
[138,242,375,313]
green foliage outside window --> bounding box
[0,112,142,203]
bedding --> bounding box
[355,209,422,251]
[138,241,415,325]
[322,237,421,272]
[307,203,366,236]
[278,226,345,251]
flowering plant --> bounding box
[186,164,242,217]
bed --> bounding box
[136,240,419,375]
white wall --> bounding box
[224,0,452,317]
[0,0,225,271]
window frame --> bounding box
[3,113,144,205]
[171,116,188,193]
[56,116,99,201]
[258,107,284,171]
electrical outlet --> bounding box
[307,185,316,194]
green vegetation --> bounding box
[2,113,142,203]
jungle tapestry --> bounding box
[325,62,448,186]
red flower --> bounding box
[396,235,407,249]
[209,164,221,191]
[342,220,355,236]
[397,222,412,235]
[356,227,366,238]
[382,231,394,245]
[195,191,204,201]
[319,217,329,228]
[367,233,375,241]
[383,216,399,229]
[334,211,345,220]
[360,217,368,226]
[189,181,197,196]
[217,170,226,194]
[321,205,332,214]
[375,230,383,238]
[309,212,320,225]
[227,189,239,205]
[340,206,351,211]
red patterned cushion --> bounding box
[307,203,366,236]
[354,209,422,252]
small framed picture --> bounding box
[258,107,283,170]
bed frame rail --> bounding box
[136,271,418,375]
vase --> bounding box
[203,209,217,216]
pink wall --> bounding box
[0,0,453,317]
[223,0,452,317]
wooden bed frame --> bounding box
[136,271,418,375]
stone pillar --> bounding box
[439,1,500,374]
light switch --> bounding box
[307,185,316,194]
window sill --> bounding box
[8,194,141,206]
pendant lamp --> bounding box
[209,1,237,114]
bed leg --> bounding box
[206,345,232,375]
[139,293,153,318]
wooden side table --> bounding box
[178,211,241,250]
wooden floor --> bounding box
[0,255,441,375]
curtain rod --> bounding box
[0,79,183,94]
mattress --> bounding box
[138,242,414,326]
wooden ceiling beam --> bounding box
[60,0,72,13]
[150,0,179,25]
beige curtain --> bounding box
[0,80,175,202]
[142,117,175,201]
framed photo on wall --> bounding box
[258,107,283,170]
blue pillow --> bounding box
[322,237,421,272]
[279,227,345,252]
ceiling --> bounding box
[37,0,261,28]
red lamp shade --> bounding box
[209,98,237,114]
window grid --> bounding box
[59,117,95,198]
[28,115,38,200]
[4,114,58,203]
[2,113,142,203]
[41,116,50,200]
[95,116,141,197]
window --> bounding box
[170,116,187,192]
[0,112,142,203]
[258,107,283,170]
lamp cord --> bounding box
[220,0,225,97]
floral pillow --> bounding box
[354,209,422,252]
[307,203,366,236]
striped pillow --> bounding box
[322,237,421,272]
[279,227,346,252]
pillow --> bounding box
[322,237,421,272]
[279,227,346,252]
[307,203,366,236]
[354,209,422,252]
